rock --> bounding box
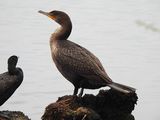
[42,89,138,120]
[0,111,30,120]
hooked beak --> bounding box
[38,10,56,20]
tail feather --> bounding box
[108,82,136,94]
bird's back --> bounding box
[0,69,23,106]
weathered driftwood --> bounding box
[0,111,30,120]
[42,89,138,120]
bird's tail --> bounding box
[108,82,136,94]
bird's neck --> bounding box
[8,66,18,75]
[51,22,72,42]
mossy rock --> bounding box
[42,89,138,120]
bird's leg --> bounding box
[78,88,84,97]
[73,87,79,95]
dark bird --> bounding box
[38,10,136,96]
[0,55,23,106]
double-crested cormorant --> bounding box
[39,10,136,96]
[0,55,23,106]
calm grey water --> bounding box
[0,0,160,119]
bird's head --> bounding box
[38,10,71,26]
[8,55,18,68]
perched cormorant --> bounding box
[39,10,136,96]
[0,55,23,106]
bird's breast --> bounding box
[50,38,58,54]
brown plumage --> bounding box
[39,10,136,96]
